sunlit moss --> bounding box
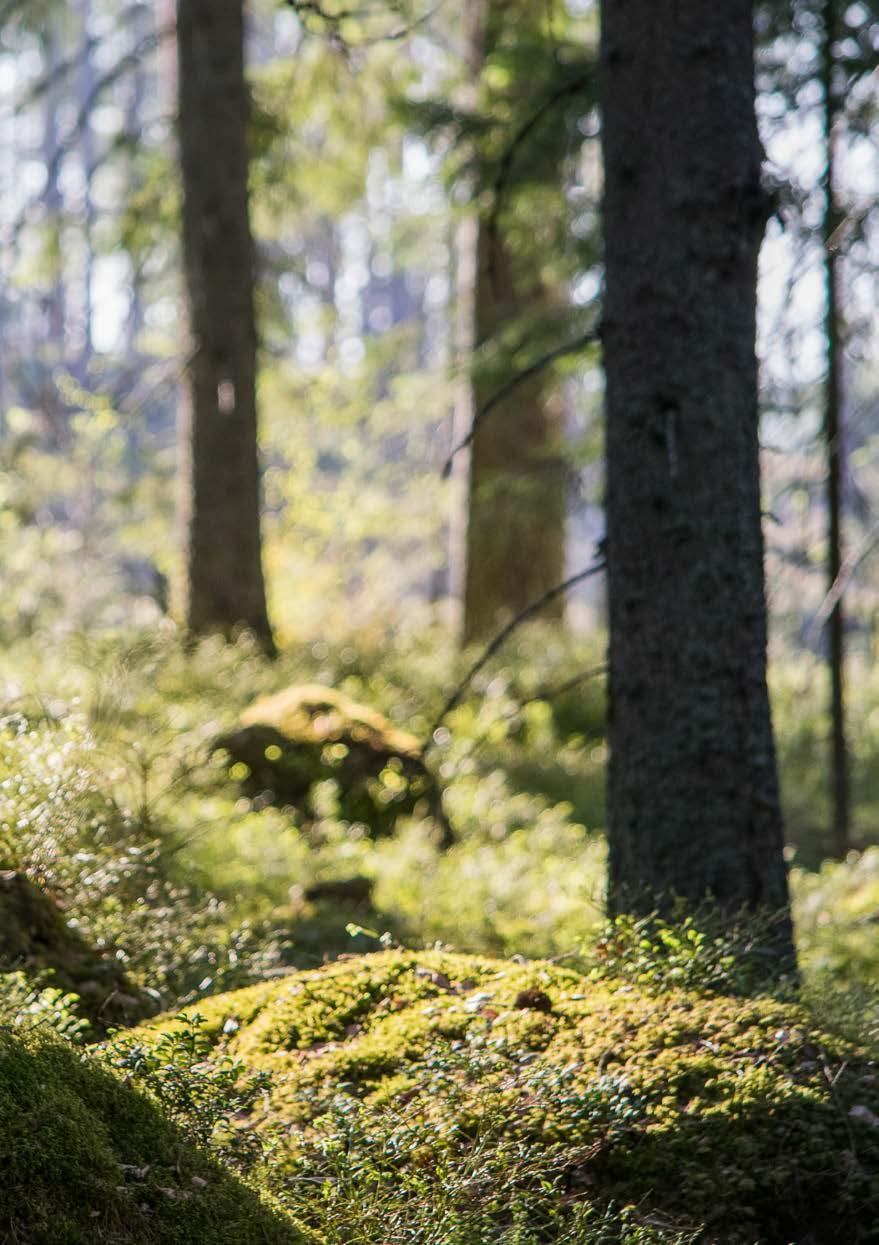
[122,949,879,1244]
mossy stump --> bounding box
[215,684,451,844]
[123,949,879,1244]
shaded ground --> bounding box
[0,1027,318,1244]
[0,869,156,1034]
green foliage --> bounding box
[0,701,293,1012]
[586,910,792,996]
[0,970,89,1042]
[3,623,879,1007]
[0,396,173,639]
[104,1012,272,1172]
[793,845,879,990]
[772,658,879,863]
[118,949,879,1245]
[0,624,611,984]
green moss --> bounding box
[0,1026,318,1244]
[125,950,879,1243]
[215,684,450,843]
[240,684,423,756]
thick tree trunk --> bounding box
[459,0,567,645]
[176,0,274,650]
[462,223,567,643]
[600,0,794,958]
[821,0,850,857]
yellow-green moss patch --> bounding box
[124,950,879,1243]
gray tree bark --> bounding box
[176,0,274,650]
[600,0,794,960]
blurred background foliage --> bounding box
[0,0,877,1036]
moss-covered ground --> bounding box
[0,1026,317,1245]
[116,948,879,1245]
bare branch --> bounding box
[485,68,594,247]
[519,663,608,709]
[286,0,442,47]
[424,557,606,748]
[442,328,599,477]
[809,518,879,644]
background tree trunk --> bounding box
[459,0,567,645]
[600,0,794,958]
[76,0,96,378]
[462,222,567,644]
[821,0,850,857]
[176,0,274,650]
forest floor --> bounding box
[1,624,878,1242]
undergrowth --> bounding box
[0,626,877,1026]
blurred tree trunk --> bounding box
[459,0,567,646]
[601,0,795,963]
[821,0,850,857]
[76,0,95,377]
[40,26,66,355]
[176,0,274,650]
[124,0,151,354]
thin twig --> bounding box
[447,661,608,767]
[287,0,443,47]
[442,328,599,477]
[485,68,595,252]
[424,558,606,748]
[808,517,879,643]
[518,662,608,709]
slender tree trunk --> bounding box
[821,0,850,857]
[459,0,567,645]
[125,1,150,354]
[600,0,795,962]
[176,0,274,650]
[41,27,65,354]
[76,0,95,376]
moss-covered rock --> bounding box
[0,868,155,1034]
[215,684,451,844]
[0,1027,318,1244]
[124,949,879,1244]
